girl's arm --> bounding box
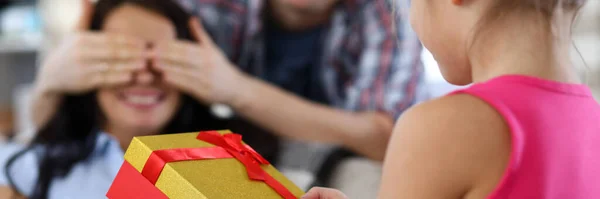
[378,94,511,199]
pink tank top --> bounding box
[450,75,600,199]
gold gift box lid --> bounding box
[123,130,305,199]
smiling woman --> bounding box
[0,0,279,199]
[95,4,183,150]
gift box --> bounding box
[106,130,305,199]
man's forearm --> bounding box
[231,76,394,160]
[31,85,61,130]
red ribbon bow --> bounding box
[140,131,296,199]
[196,132,271,180]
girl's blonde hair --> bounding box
[388,0,588,41]
[468,0,588,55]
[482,0,587,25]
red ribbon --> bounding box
[140,131,297,199]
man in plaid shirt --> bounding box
[171,1,427,189]
[174,0,426,159]
[182,0,426,118]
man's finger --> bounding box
[153,42,202,68]
[101,72,133,87]
[163,73,197,94]
[111,60,146,72]
[156,63,207,95]
[86,62,110,75]
[108,34,147,49]
[81,33,146,48]
[86,63,140,88]
[189,17,214,46]
[75,0,94,31]
[78,44,147,61]
[87,62,110,87]
[153,60,194,79]
[153,42,186,65]
[79,48,146,61]
[165,40,202,59]
[83,60,144,77]
[153,60,206,88]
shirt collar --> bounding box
[93,132,123,157]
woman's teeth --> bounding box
[125,95,159,105]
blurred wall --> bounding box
[0,1,40,136]
[573,1,600,98]
[38,0,83,60]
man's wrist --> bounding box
[228,73,257,113]
[340,112,394,160]
[341,112,372,143]
[33,80,60,100]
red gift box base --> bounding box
[106,161,169,199]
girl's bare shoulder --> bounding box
[382,93,511,197]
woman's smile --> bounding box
[118,87,167,110]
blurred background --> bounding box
[0,0,599,144]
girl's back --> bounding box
[305,0,600,198]
[452,75,600,198]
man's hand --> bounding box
[345,112,394,160]
[152,18,248,105]
[152,14,395,162]
[37,0,147,96]
[32,0,147,128]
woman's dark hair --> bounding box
[4,0,279,198]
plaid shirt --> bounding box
[176,0,427,118]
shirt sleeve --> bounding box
[0,143,37,196]
[344,0,428,119]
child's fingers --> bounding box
[302,187,349,199]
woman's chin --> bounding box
[98,88,180,136]
[116,103,175,133]
[110,116,166,135]
[132,120,165,133]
